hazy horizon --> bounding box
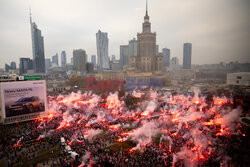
[0,0,249,69]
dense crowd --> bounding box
[0,91,249,167]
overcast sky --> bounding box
[0,0,249,68]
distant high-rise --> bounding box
[61,51,67,68]
[73,49,87,72]
[30,11,45,73]
[171,57,179,70]
[10,62,16,69]
[183,43,192,69]
[19,58,33,74]
[5,64,11,72]
[162,48,170,70]
[128,38,137,58]
[91,55,96,67]
[52,53,59,66]
[86,63,94,73]
[45,58,52,70]
[96,30,110,71]
[5,61,17,72]
[120,45,129,68]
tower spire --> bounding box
[144,0,149,21]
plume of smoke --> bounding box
[84,129,103,142]
[141,100,157,116]
[131,120,160,151]
[172,147,198,167]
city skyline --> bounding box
[0,0,249,69]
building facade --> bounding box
[73,49,87,72]
[120,45,129,68]
[52,53,59,66]
[30,14,45,73]
[10,62,16,70]
[96,30,110,71]
[128,38,137,58]
[91,55,96,67]
[19,58,33,74]
[61,51,67,68]
[162,48,170,70]
[227,72,250,86]
[170,57,179,70]
[45,58,52,70]
[183,43,192,69]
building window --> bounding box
[236,80,239,83]
[237,76,242,79]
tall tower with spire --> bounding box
[132,0,162,72]
[30,9,45,73]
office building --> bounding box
[91,55,96,67]
[73,49,87,72]
[96,30,110,71]
[10,62,16,70]
[86,63,94,73]
[128,38,137,58]
[61,51,67,68]
[120,45,129,68]
[183,43,192,69]
[170,57,179,70]
[162,48,170,70]
[19,58,33,74]
[30,12,45,73]
[52,53,59,66]
[45,58,52,70]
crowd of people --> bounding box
[0,91,249,167]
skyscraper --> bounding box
[91,55,96,67]
[120,45,129,68]
[5,64,11,72]
[96,30,109,71]
[73,49,87,72]
[52,53,59,66]
[183,43,192,69]
[162,48,170,70]
[171,57,179,70]
[61,51,67,68]
[45,58,52,70]
[132,1,162,72]
[30,11,45,73]
[10,62,16,70]
[128,38,137,58]
[19,58,33,74]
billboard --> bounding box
[0,80,46,123]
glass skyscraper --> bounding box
[183,43,192,69]
[30,13,45,73]
[96,30,110,71]
[61,51,67,68]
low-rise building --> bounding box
[227,72,250,86]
